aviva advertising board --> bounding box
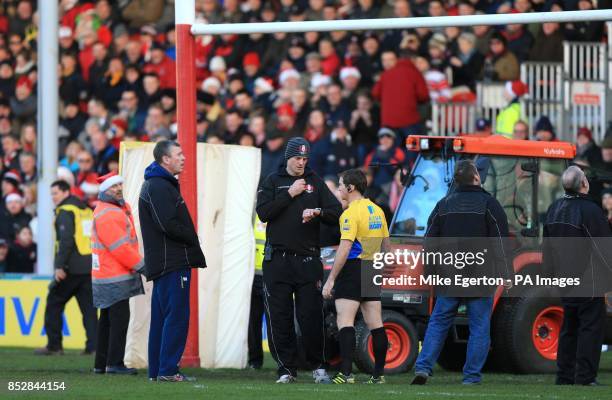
[0,279,87,349]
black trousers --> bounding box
[557,297,606,384]
[44,274,98,352]
[248,274,265,367]
[95,299,130,369]
[262,252,326,377]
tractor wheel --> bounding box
[491,288,562,373]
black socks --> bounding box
[370,327,388,378]
[339,326,356,376]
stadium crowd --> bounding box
[1,0,612,274]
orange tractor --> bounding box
[321,134,612,375]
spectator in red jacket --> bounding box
[371,49,429,142]
[143,43,176,89]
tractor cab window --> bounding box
[390,154,454,236]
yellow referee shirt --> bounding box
[339,198,389,260]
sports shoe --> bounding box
[312,368,331,384]
[365,375,386,384]
[276,374,297,384]
[332,372,355,384]
[106,365,138,375]
[34,347,64,356]
[411,371,428,385]
[157,373,196,382]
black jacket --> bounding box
[7,242,36,273]
[543,192,612,298]
[54,196,92,275]
[138,162,206,281]
[424,185,512,296]
[256,164,342,256]
[0,209,31,241]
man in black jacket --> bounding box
[543,165,612,386]
[138,140,206,382]
[36,180,97,356]
[256,137,342,383]
[412,160,511,385]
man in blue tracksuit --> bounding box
[138,140,206,382]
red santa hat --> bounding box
[97,172,124,193]
[505,80,528,98]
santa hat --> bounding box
[209,56,227,72]
[2,170,22,186]
[310,73,331,90]
[577,126,593,141]
[505,80,528,98]
[97,172,124,193]
[278,68,300,85]
[57,166,75,187]
[339,66,361,81]
[201,76,222,92]
[254,77,274,93]
[111,118,128,132]
[5,193,23,204]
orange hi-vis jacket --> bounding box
[91,200,144,308]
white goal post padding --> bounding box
[119,142,261,369]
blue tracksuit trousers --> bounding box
[148,268,191,378]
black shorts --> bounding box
[334,258,381,302]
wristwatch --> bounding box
[315,208,322,217]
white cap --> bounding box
[59,26,73,39]
[310,73,331,90]
[5,193,23,204]
[202,76,222,91]
[209,56,227,72]
[340,66,361,81]
[254,77,274,93]
[278,68,300,85]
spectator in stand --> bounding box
[287,36,307,72]
[87,42,109,99]
[2,134,22,171]
[60,100,88,143]
[450,32,484,92]
[353,0,381,19]
[247,114,267,147]
[222,108,247,144]
[482,32,519,82]
[0,193,31,241]
[59,26,79,54]
[603,188,612,224]
[576,127,603,168]
[474,118,492,136]
[564,0,605,42]
[364,127,406,214]
[142,73,162,110]
[259,130,285,184]
[60,141,84,173]
[372,49,429,143]
[339,67,362,107]
[320,83,351,127]
[10,75,36,125]
[145,104,172,141]
[19,151,36,184]
[1,171,22,198]
[0,61,16,100]
[512,120,530,140]
[311,120,358,178]
[91,130,118,176]
[319,38,341,76]
[118,89,146,134]
[350,91,380,164]
[291,87,311,134]
[414,56,451,102]
[143,43,176,90]
[534,116,556,142]
[73,150,99,209]
[496,80,527,139]
[304,109,329,144]
[6,224,36,273]
[529,22,565,62]
[503,17,534,63]
[20,122,36,154]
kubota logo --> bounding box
[544,148,565,156]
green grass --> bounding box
[0,348,610,399]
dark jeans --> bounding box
[148,268,191,379]
[44,273,98,352]
[556,297,606,385]
[248,274,265,367]
[415,297,493,383]
[95,299,130,369]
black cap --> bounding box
[197,90,216,105]
[290,4,306,16]
[285,137,310,160]
[289,36,306,49]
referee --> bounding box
[256,137,342,384]
[322,169,390,384]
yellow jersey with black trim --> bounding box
[339,198,389,260]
